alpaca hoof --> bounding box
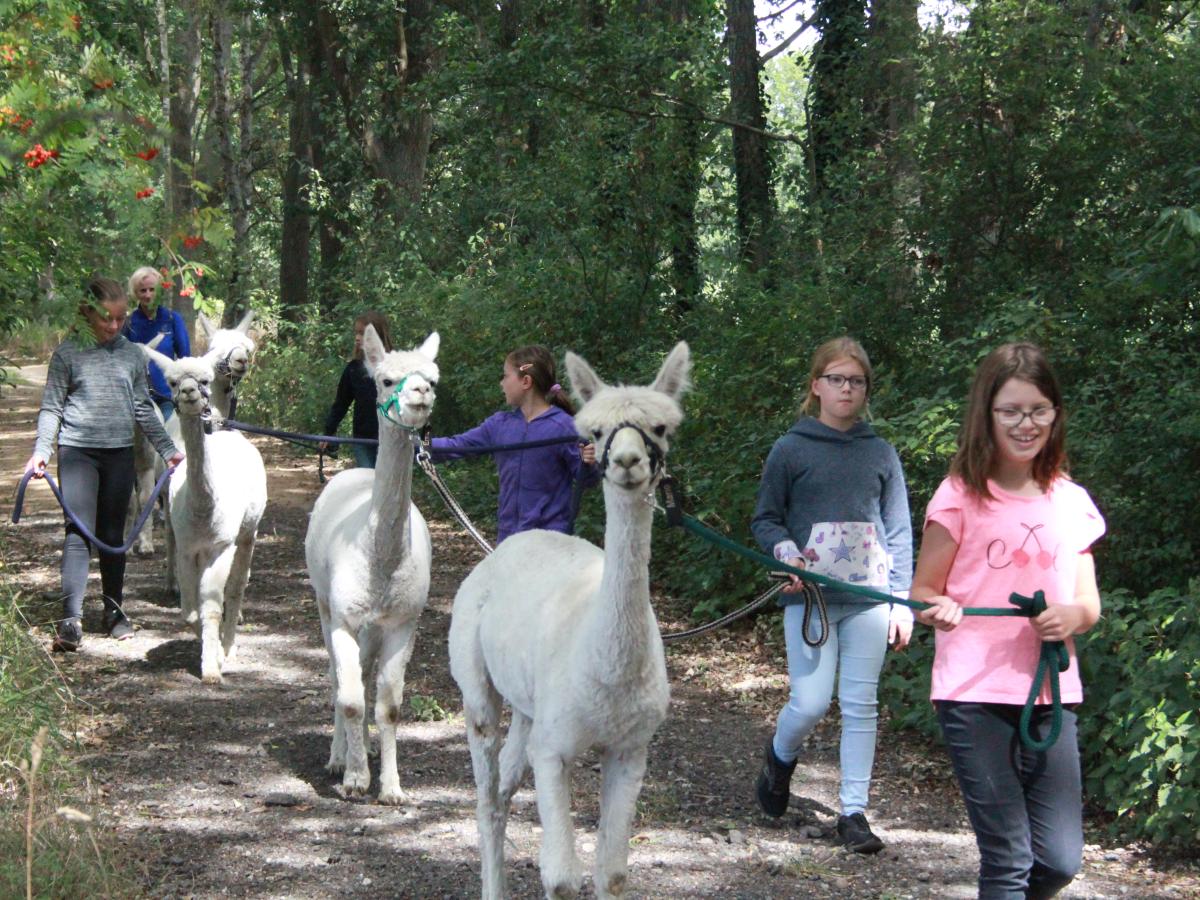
[549,884,580,900]
[601,873,628,897]
[325,759,346,775]
[337,771,370,798]
[222,643,238,664]
[377,784,404,806]
[201,671,223,685]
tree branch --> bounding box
[759,10,819,65]
[757,0,807,23]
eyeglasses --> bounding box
[992,406,1057,427]
[818,373,868,391]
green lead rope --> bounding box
[674,513,1067,750]
[1007,589,1069,752]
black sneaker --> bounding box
[755,738,797,818]
[836,812,884,854]
[103,610,134,641]
[52,618,83,652]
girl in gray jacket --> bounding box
[750,336,912,854]
[24,277,183,651]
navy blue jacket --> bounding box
[123,305,190,401]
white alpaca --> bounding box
[141,346,268,684]
[304,327,440,804]
[448,342,690,900]
[127,312,256,557]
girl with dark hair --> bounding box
[912,343,1104,899]
[319,312,394,468]
[750,336,913,854]
[431,345,598,543]
[24,277,184,651]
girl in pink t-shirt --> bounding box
[911,343,1104,900]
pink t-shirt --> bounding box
[925,476,1105,705]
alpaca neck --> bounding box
[177,413,216,518]
[210,378,235,419]
[585,481,657,677]
[368,418,416,584]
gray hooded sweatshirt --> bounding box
[751,417,912,607]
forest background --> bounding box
[1,0,1197,852]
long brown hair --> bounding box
[353,311,392,360]
[507,345,574,414]
[800,336,873,418]
[951,342,1068,500]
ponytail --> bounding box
[507,345,574,415]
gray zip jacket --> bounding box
[751,417,912,606]
[35,334,178,461]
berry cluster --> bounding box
[24,144,59,168]
[136,147,159,161]
[183,235,203,249]
[135,187,155,199]
[93,78,114,90]
[180,285,196,298]
[1,106,34,132]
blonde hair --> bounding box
[128,266,161,300]
[800,336,874,418]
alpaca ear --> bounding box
[565,351,606,404]
[418,332,440,361]
[147,332,166,351]
[361,324,386,372]
[651,341,691,401]
[197,313,216,342]
[140,343,176,376]
[235,309,255,334]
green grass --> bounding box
[0,584,134,898]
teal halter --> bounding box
[376,377,422,432]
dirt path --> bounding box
[2,367,1195,899]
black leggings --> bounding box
[57,445,135,622]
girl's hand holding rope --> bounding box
[916,594,964,631]
[23,454,47,479]
[779,556,808,594]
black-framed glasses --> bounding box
[992,406,1057,427]
[818,373,868,391]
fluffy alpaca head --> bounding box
[140,346,217,418]
[364,327,440,431]
[567,342,690,492]
[198,310,256,383]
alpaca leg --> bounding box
[130,462,157,555]
[220,533,256,663]
[329,624,370,796]
[499,711,532,803]
[359,623,381,755]
[198,547,235,684]
[319,613,348,775]
[531,751,582,899]
[464,689,507,900]
[594,747,649,899]
[167,516,186,612]
[374,621,418,805]
[175,555,200,639]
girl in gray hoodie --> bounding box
[750,336,912,854]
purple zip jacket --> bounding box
[431,405,599,543]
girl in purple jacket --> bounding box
[431,345,598,543]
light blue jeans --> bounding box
[772,600,889,815]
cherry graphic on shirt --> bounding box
[987,523,1057,570]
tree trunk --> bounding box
[809,0,867,200]
[727,0,773,271]
[167,0,203,331]
[278,22,312,324]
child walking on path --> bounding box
[319,311,392,469]
[431,345,598,543]
[123,266,190,420]
[24,277,184,651]
[750,336,913,854]
[911,343,1104,899]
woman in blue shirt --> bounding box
[123,266,190,419]
[432,345,598,543]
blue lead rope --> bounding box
[12,466,174,555]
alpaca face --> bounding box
[164,358,217,417]
[199,311,257,383]
[364,329,441,431]
[568,342,691,492]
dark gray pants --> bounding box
[57,445,135,622]
[936,701,1083,900]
